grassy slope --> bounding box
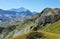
[10,20,60,39]
[10,30,60,39]
[9,17,60,39]
[44,20,60,35]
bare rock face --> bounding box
[37,8,60,26]
[32,8,60,30]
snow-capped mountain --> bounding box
[0,7,36,22]
[9,7,28,12]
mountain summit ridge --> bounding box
[0,7,35,22]
[9,7,28,12]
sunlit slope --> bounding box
[10,30,60,39]
[10,20,60,39]
[44,20,60,35]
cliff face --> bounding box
[35,8,60,28]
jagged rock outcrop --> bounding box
[33,8,60,30]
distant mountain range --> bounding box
[0,7,36,22]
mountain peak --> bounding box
[19,7,25,9]
[9,7,28,12]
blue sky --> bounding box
[0,0,60,12]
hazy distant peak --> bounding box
[9,7,28,12]
[19,7,26,10]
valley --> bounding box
[0,8,60,39]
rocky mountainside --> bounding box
[0,8,60,39]
[0,7,35,27]
[35,8,60,28]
